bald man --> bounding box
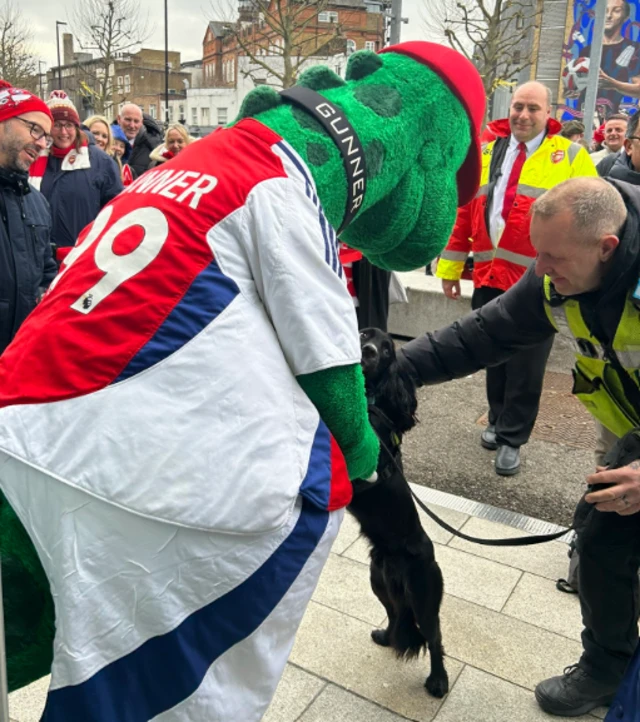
[117,103,162,178]
[436,81,597,476]
[401,175,640,715]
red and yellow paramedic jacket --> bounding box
[437,118,597,291]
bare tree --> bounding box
[212,0,346,89]
[422,0,538,98]
[71,0,152,114]
[0,1,38,90]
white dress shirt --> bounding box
[489,129,546,247]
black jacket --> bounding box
[0,168,57,355]
[399,179,640,388]
[40,136,123,248]
[126,115,163,178]
[607,151,640,186]
[596,151,620,177]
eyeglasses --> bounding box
[53,121,76,132]
[14,117,53,148]
[627,136,640,142]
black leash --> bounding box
[374,430,573,547]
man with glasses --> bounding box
[0,80,56,354]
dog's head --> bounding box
[360,327,396,386]
[360,327,417,434]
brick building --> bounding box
[49,36,193,121]
[202,0,382,88]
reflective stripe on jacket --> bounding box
[543,276,640,438]
[437,119,597,291]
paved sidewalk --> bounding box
[8,486,611,722]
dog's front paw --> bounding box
[425,672,449,698]
[371,628,391,647]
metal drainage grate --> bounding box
[477,371,596,450]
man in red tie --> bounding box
[437,82,597,475]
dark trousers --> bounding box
[472,286,553,448]
[574,497,640,683]
[352,258,390,332]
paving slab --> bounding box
[433,543,522,612]
[332,511,363,555]
[502,572,583,641]
[299,683,412,722]
[432,665,598,722]
[290,600,463,722]
[440,594,584,691]
[8,675,49,722]
[312,553,387,627]
[264,665,326,722]
[448,516,570,581]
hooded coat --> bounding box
[0,168,57,355]
[126,114,163,178]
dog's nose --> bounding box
[361,343,378,360]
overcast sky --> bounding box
[23,0,428,69]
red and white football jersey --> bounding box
[0,118,359,532]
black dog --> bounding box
[347,327,448,698]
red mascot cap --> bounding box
[379,42,486,207]
[0,79,53,125]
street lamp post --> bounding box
[164,0,169,126]
[38,60,46,99]
[56,21,67,90]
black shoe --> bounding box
[535,664,618,717]
[495,445,520,476]
[480,425,497,450]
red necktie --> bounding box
[502,142,527,221]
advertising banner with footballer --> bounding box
[561,0,640,122]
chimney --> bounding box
[63,33,74,66]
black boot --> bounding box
[534,664,619,717]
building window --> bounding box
[201,107,210,125]
[319,10,338,23]
[515,14,524,30]
[179,104,185,121]
[169,106,174,122]
[217,107,228,125]
[149,105,156,118]
[365,40,376,52]
[513,50,521,65]
[191,107,198,124]
[346,39,356,55]
[124,74,130,93]
[117,76,123,89]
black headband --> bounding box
[280,86,366,236]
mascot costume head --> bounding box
[0,42,484,717]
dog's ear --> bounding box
[375,360,418,434]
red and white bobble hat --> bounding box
[0,79,53,124]
[47,90,81,127]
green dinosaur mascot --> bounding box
[0,41,484,720]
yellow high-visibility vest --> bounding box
[543,276,640,438]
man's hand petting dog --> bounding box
[585,460,640,515]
